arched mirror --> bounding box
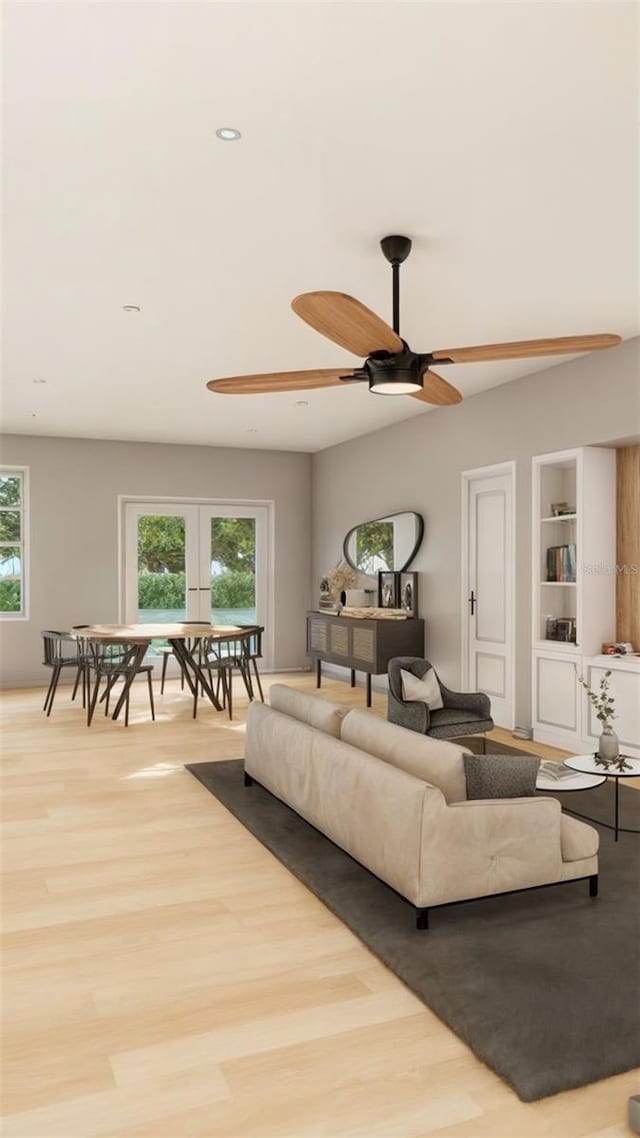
[343,511,424,574]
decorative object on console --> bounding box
[399,571,418,616]
[378,570,398,608]
[340,607,407,620]
[575,667,621,766]
[344,589,369,608]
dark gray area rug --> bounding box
[186,757,640,1102]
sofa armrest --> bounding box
[438,682,492,719]
[418,794,565,907]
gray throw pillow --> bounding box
[463,753,540,800]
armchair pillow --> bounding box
[400,667,444,710]
[463,753,540,800]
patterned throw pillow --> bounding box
[463,753,540,799]
[400,667,444,710]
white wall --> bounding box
[0,435,311,686]
[311,338,640,727]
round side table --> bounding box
[564,754,640,841]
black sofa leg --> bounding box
[244,770,253,787]
[415,907,429,931]
[589,874,598,898]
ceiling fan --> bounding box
[206,235,621,406]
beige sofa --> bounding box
[244,684,599,928]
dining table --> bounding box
[70,623,245,721]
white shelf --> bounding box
[532,447,617,751]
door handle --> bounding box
[187,587,198,592]
[468,590,476,615]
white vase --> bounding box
[597,726,620,764]
[345,589,367,608]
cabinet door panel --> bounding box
[536,655,579,732]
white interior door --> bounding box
[123,500,271,665]
[463,465,515,729]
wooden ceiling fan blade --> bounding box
[410,370,463,406]
[432,334,621,365]
[291,291,403,357]
[206,368,354,395]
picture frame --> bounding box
[399,571,418,617]
[378,571,398,609]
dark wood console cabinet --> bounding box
[306,610,425,707]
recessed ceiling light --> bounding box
[295,400,309,407]
[123,304,141,312]
[33,378,47,384]
[246,428,258,434]
[216,127,241,141]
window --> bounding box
[0,469,28,618]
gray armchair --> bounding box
[388,657,494,751]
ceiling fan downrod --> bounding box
[380,235,412,334]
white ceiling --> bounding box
[2,1,638,453]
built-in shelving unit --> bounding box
[531,447,617,750]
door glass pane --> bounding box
[209,517,257,625]
[0,476,21,507]
[136,515,186,623]
[0,511,21,542]
[0,546,21,612]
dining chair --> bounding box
[236,624,265,703]
[86,640,155,727]
[201,627,265,720]
[40,630,87,716]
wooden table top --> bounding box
[70,623,246,642]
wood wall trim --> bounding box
[616,444,640,647]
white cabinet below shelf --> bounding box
[532,651,582,750]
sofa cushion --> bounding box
[464,753,540,800]
[268,683,348,738]
[340,709,469,803]
[560,814,599,862]
[400,666,444,710]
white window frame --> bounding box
[0,465,29,621]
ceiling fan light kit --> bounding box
[206,235,621,405]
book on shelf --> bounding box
[545,544,576,582]
[539,761,578,782]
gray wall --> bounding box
[0,435,311,686]
[311,338,640,727]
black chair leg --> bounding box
[252,660,264,702]
[43,668,57,713]
[146,670,155,721]
[226,668,233,720]
[87,670,102,726]
[71,665,82,702]
[125,692,130,727]
[45,664,62,714]
[160,653,168,695]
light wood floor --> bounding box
[1,674,637,1138]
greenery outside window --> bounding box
[0,469,28,618]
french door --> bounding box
[123,501,270,663]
